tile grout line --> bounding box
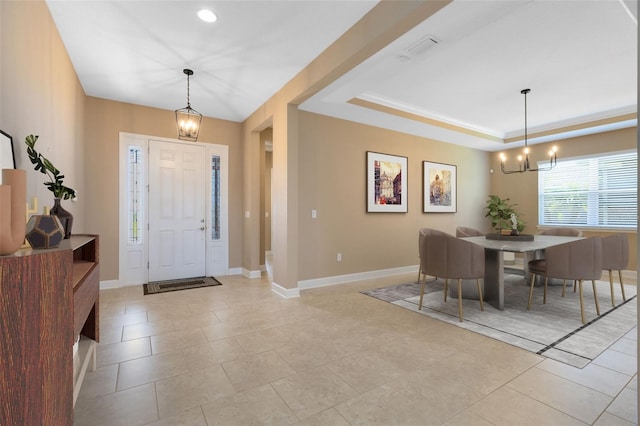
[537,295,637,356]
[516,388,596,424]
[84,275,635,425]
[589,374,638,425]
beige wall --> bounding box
[243,1,452,289]
[489,127,638,269]
[1,1,86,236]
[84,97,244,280]
[1,1,244,283]
[0,1,243,280]
[3,0,636,286]
[297,111,491,281]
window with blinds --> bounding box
[538,151,637,229]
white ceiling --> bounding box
[45,0,379,121]
[46,0,637,152]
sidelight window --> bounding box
[127,146,143,244]
[211,155,221,240]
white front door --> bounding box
[148,140,206,281]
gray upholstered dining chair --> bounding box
[602,234,629,306]
[417,228,451,282]
[455,226,484,237]
[419,233,485,322]
[527,237,602,324]
[537,227,584,237]
[535,227,584,271]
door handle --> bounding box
[200,226,206,231]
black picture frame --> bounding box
[366,151,408,213]
[423,160,457,213]
[0,129,16,184]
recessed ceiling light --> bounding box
[197,9,217,23]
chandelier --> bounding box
[500,89,557,174]
[175,69,202,142]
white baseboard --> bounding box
[100,279,120,290]
[227,267,243,276]
[298,265,418,291]
[242,268,262,279]
[271,281,300,298]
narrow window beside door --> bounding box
[211,155,221,240]
[128,146,143,244]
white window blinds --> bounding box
[538,151,637,228]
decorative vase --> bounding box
[0,169,27,255]
[50,198,73,239]
[25,214,64,249]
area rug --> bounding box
[362,274,637,368]
[143,276,223,295]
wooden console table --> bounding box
[0,235,99,425]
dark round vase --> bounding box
[50,198,73,239]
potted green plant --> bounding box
[484,194,525,234]
[25,134,76,238]
[25,135,76,200]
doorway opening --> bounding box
[260,128,273,280]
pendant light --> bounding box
[175,68,202,141]
[500,89,557,174]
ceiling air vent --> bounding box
[398,35,440,62]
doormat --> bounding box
[143,276,223,295]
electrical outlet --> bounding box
[337,253,342,262]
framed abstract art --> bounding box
[366,151,408,213]
[423,161,456,213]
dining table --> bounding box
[460,234,584,310]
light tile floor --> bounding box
[75,270,638,425]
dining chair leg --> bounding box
[418,274,426,311]
[457,279,463,322]
[561,280,567,297]
[476,279,484,311]
[543,277,548,304]
[527,273,536,310]
[608,270,615,307]
[443,279,448,303]
[573,280,577,292]
[578,280,585,324]
[592,280,600,316]
[619,270,626,301]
